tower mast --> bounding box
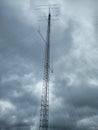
[39,10,51,130]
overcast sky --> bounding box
[0,0,98,130]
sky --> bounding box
[0,0,98,130]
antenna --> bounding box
[39,8,51,130]
[37,3,59,130]
[33,4,60,22]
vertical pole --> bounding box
[39,11,51,130]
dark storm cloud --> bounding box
[0,0,98,130]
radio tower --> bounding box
[39,9,51,130]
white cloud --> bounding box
[0,100,15,116]
[88,78,98,87]
[77,115,98,128]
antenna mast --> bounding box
[39,10,51,130]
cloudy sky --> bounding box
[0,0,98,130]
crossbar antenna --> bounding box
[39,9,51,130]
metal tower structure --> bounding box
[39,10,51,130]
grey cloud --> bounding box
[0,0,98,130]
